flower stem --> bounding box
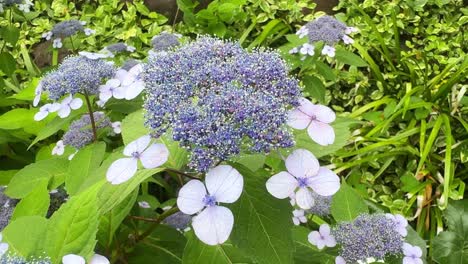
[165,168,201,180]
[84,92,97,141]
[134,207,179,242]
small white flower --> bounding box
[0,233,8,259]
[342,35,354,45]
[292,209,307,225]
[126,45,136,52]
[321,45,335,57]
[289,47,299,54]
[42,31,53,40]
[53,38,63,49]
[177,165,244,245]
[402,243,423,264]
[84,28,95,36]
[300,43,315,56]
[296,26,309,38]
[18,0,33,12]
[62,253,109,264]
[58,96,83,118]
[345,26,359,35]
[138,201,151,209]
[33,82,42,107]
[287,98,336,146]
[78,51,111,60]
[385,213,408,237]
[266,149,340,210]
[99,78,126,102]
[112,121,121,134]
[52,140,65,156]
[106,135,169,185]
[308,224,336,249]
[34,103,60,121]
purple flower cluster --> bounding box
[62,112,112,149]
[332,214,404,263]
[143,36,301,171]
[40,56,115,100]
[151,32,180,51]
[307,191,332,216]
[301,16,348,45]
[50,20,85,38]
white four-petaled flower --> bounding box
[322,45,336,57]
[300,43,315,56]
[308,224,336,249]
[402,243,423,264]
[177,165,243,245]
[84,28,95,36]
[53,38,63,49]
[287,98,336,146]
[34,103,61,121]
[385,213,408,237]
[58,96,83,118]
[62,253,109,264]
[112,121,121,134]
[292,209,307,225]
[106,135,169,185]
[52,140,65,156]
[296,27,308,38]
[266,149,340,209]
[342,35,354,45]
[0,233,8,259]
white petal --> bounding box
[310,104,336,123]
[293,217,300,225]
[125,81,145,100]
[62,254,85,264]
[89,254,109,264]
[107,78,121,88]
[319,224,331,236]
[120,74,136,87]
[33,95,41,107]
[285,149,320,178]
[335,256,346,264]
[295,188,314,209]
[308,167,340,196]
[106,158,138,185]
[70,98,83,110]
[287,109,311,130]
[177,180,207,215]
[34,110,48,121]
[0,242,8,257]
[192,206,233,245]
[115,69,129,82]
[205,165,243,203]
[58,105,71,118]
[308,231,321,246]
[129,64,143,76]
[112,86,127,99]
[123,135,151,156]
[99,89,112,102]
[266,172,298,199]
[49,103,61,112]
[297,98,316,116]
[307,121,335,146]
[403,257,422,264]
[139,143,169,169]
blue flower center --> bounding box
[297,177,309,188]
[132,151,141,158]
[202,195,217,207]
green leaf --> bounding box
[121,109,149,145]
[0,52,16,75]
[45,185,100,264]
[229,165,294,264]
[1,26,20,45]
[330,181,368,222]
[303,75,326,103]
[11,181,50,220]
[334,47,368,67]
[97,189,138,248]
[5,158,69,198]
[292,226,336,264]
[0,169,18,186]
[182,231,251,264]
[129,225,186,264]
[2,216,48,258]
[230,153,266,172]
[0,108,35,130]
[97,168,163,214]
[66,142,106,196]
[159,134,189,170]
[315,61,336,81]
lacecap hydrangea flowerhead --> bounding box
[0,0,33,13]
[143,36,301,172]
[290,15,358,58]
[151,32,181,52]
[39,55,115,101]
[42,20,95,48]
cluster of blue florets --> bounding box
[62,112,112,149]
[40,56,115,100]
[151,32,180,51]
[302,16,348,45]
[332,214,404,263]
[0,255,51,264]
[143,36,301,171]
[50,20,85,38]
[307,192,332,216]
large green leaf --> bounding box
[0,52,16,75]
[97,189,138,248]
[433,200,468,264]
[303,75,326,104]
[129,225,187,264]
[335,47,368,67]
[0,108,35,130]
[182,232,252,264]
[97,168,163,214]
[229,165,294,264]
[330,181,368,222]
[5,158,69,198]
[11,181,50,220]
[45,185,100,264]
[292,226,336,264]
[121,109,149,145]
[2,216,48,258]
[66,142,106,196]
